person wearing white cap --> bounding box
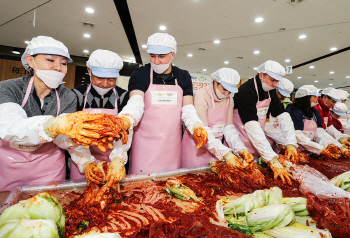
[276,78,294,109]
[314,87,341,128]
[286,85,350,159]
[68,49,132,181]
[339,89,349,103]
[0,36,103,191]
[233,60,298,185]
[337,89,350,127]
[127,33,208,174]
[181,68,255,169]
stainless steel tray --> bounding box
[0,166,210,214]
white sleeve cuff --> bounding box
[203,126,231,160]
[224,125,247,156]
[118,95,144,128]
[181,104,204,134]
[276,112,297,146]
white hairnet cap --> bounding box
[332,102,348,116]
[147,33,177,54]
[21,36,72,70]
[257,60,285,81]
[86,49,123,78]
[338,89,349,101]
[295,85,320,98]
[211,68,240,94]
[277,78,294,97]
[327,89,342,102]
[321,87,335,95]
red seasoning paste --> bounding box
[304,159,350,180]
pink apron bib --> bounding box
[0,77,65,192]
[70,84,118,180]
[233,77,272,159]
[129,68,183,174]
[298,119,317,152]
[181,85,231,168]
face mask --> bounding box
[261,76,275,92]
[311,102,317,107]
[91,83,113,96]
[215,88,228,99]
[151,61,171,74]
[32,58,65,89]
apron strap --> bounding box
[21,77,34,108]
[83,83,118,112]
[54,89,60,117]
[209,84,216,108]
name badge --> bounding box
[270,116,278,126]
[151,91,177,105]
[10,142,42,152]
[212,123,226,137]
[257,107,269,120]
[302,131,315,140]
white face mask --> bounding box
[151,61,171,74]
[261,76,275,92]
[215,88,228,100]
[91,83,113,96]
[311,102,317,107]
[32,57,65,89]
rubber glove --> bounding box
[43,111,103,144]
[284,144,299,164]
[84,161,106,185]
[340,146,350,160]
[268,157,293,185]
[193,122,208,149]
[105,157,126,185]
[320,144,342,160]
[339,137,350,147]
[224,151,243,169]
[239,149,256,169]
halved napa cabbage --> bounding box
[263,223,332,238]
[330,171,350,192]
[294,216,317,229]
[0,219,58,238]
[281,197,309,216]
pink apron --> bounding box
[181,85,231,168]
[233,77,273,159]
[70,84,118,180]
[129,68,183,174]
[298,119,317,152]
[0,77,65,192]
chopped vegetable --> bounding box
[281,197,309,216]
[166,177,203,202]
[263,223,332,238]
[330,171,350,192]
[0,192,65,238]
[0,219,59,238]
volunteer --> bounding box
[329,102,348,133]
[233,60,298,184]
[0,36,102,191]
[338,89,349,127]
[181,68,254,169]
[127,33,213,175]
[276,78,294,109]
[67,49,129,180]
[314,87,340,128]
[286,85,349,159]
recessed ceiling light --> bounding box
[85,7,94,13]
[84,33,91,38]
[142,44,147,48]
[329,83,333,85]
[253,67,258,70]
[24,40,30,44]
[285,59,290,62]
[214,40,220,44]
[314,80,318,82]
[255,17,264,23]
[309,66,314,69]
[346,76,350,78]
[187,53,193,57]
[12,48,20,54]
[254,50,260,54]
[329,71,334,74]
[83,50,89,53]
[203,69,207,72]
[224,61,229,64]
[297,77,302,79]
[330,47,337,51]
[299,34,307,39]
[159,25,166,31]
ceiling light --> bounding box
[224,61,229,64]
[254,50,260,54]
[187,53,193,57]
[329,71,334,74]
[83,50,89,53]
[142,44,147,48]
[299,34,307,39]
[84,33,91,38]
[203,69,207,72]
[12,48,20,54]
[24,40,30,44]
[214,40,220,44]
[314,80,318,82]
[297,77,302,79]
[330,47,337,51]
[159,25,166,31]
[285,59,290,62]
[85,7,94,13]
[253,67,258,70]
[346,76,350,78]
[309,66,314,69]
[329,83,333,85]
[255,17,264,23]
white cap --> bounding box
[147,33,177,54]
[257,60,285,81]
[321,87,335,96]
[86,49,123,78]
[327,89,342,102]
[21,36,72,70]
[332,102,348,116]
[277,78,294,97]
[211,68,240,94]
[338,89,349,101]
[295,85,320,98]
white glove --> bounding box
[326,125,350,140]
[264,122,286,146]
[224,124,247,156]
[118,95,144,128]
[244,120,278,162]
[182,104,204,134]
[109,128,133,165]
[203,126,231,160]
[277,112,298,147]
[295,130,324,155]
[314,128,342,148]
[0,102,53,144]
